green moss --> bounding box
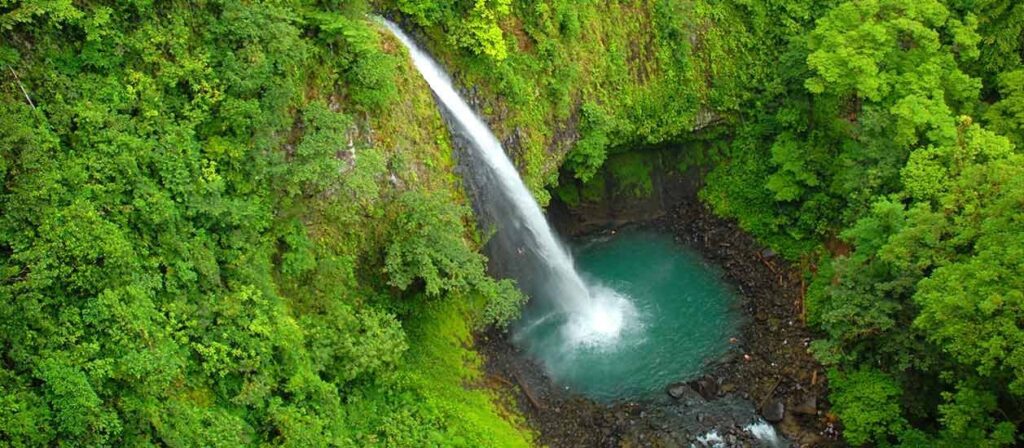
[608,152,654,198]
[579,173,607,203]
[553,181,581,207]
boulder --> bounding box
[666,382,706,407]
[792,395,817,416]
[688,375,719,401]
[762,399,785,423]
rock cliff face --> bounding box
[548,152,705,237]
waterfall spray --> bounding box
[379,18,633,346]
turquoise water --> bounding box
[513,229,740,402]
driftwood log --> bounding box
[512,370,545,410]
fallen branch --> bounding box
[759,376,784,410]
[512,369,545,410]
[800,276,807,324]
[488,373,515,389]
[755,251,779,275]
[8,67,35,110]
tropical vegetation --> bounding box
[2,0,1022,446]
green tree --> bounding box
[829,368,907,446]
[812,121,1022,445]
[985,69,1024,147]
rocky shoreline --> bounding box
[478,199,843,447]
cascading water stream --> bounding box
[379,18,633,346]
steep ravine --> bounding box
[380,11,837,447]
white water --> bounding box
[744,420,784,447]
[379,18,632,346]
[691,421,782,448]
[694,430,724,448]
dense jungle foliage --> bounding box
[2,0,1022,446]
[0,0,530,446]
[697,2,1024,446]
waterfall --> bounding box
[379,18,632,346]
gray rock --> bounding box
[667,383,689,399]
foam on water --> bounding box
[694,430,724,448]
[563,286,637,349]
